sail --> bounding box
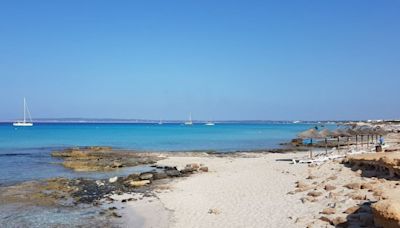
[13,98,33,126]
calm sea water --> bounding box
[0,123,326,184]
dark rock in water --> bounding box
[112,212,122,218]
[108,207,117,210]
[165,169,181,177]
[125,173,140,181]
[291,138,304,146]
[121,199,127,203]
[181,167,196,174]
[153,172,168,180]
[111,161,123,168]
[139,172,154,180]
[70,177,136,204]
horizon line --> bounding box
[0,118,397,123]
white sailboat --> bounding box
[13,98,33,127]
[184,113,193,125]
[205,121,215,126]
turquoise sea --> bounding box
[0,122,328,185]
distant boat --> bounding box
[205,121,215,126]
[13,98,33,127]
[293,120,301,124]
[184,113,193,125]
[158,119,163,125]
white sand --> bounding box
[116,152,376,227]
[153,153,313,228]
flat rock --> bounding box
[324,184,336,191]
[331,216,347,226]
[344,206,360,214]
[371,200,400,228]
[361,183,374,190]
[321,208,336,215]
[153,172,168,180]
[307,191,323,197]
[344,183,361,190]
[126,173,140,181]
[186,163,200,169]
[139,173,154,180]
[129,180,151,187]
[165,169,181,177]
[348,193,366,200]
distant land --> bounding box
[1,118,399,124]
[0,118,373,124]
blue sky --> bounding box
[1,1,399,120]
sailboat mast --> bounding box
[23,97,26,123]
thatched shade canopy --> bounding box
[318,129,332,154]
[354,126,374,148]
[298,128,320,140]
[332,129,344,151]
[356,126,371,136]
[346,128,358,136]
[318,129,332,138]
[298,128,320,159]
[337,129,352,137]
[373,127,388,136]
[330,129,342,138]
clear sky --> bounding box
[1,1,399,121]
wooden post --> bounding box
[325,138,328,155]
[356,135,358,149]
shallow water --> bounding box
[0,147,155,185]
[0,203,113,228]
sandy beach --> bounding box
[112,129,400,228]
[113,151,368,228]
[114,152,310,228]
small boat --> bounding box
[13,98,33,127]
[158,120,163,125]
[184,113,193,125]
[205,122,215,126]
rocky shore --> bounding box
[345,152,400,228]
[51,146,163,171]
[287,129,400,227]
[0,147,210,227]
